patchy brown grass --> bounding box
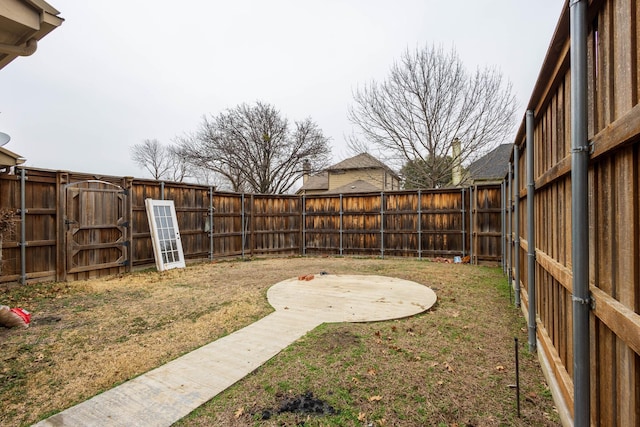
[0,257,559,427]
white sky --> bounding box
[0,0,563,180]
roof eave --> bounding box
[0,146,27,168]
[0,0,64,70]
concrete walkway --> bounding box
[33,274,437,427]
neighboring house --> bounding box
[466,143,513,185]
[0,0,63,171]
[297,153,401,195]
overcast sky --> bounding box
[1,0,563,182]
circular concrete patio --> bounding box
[267,274,438,323]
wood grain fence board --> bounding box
[130,181,162,265]
[537,321,575,418]
[1,170,503,278]
[506,0,640,424]
[612,0,636,119]
[472,185,502,261]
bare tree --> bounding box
[166,145,190,182]
[348,45,516,189]
[130,139,171,180]
[130,139,193,182]
[178,101,332,194]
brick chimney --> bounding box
[302,159,311,184]
[451,138,462,186]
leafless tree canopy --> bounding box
[165,145,189,182]
[348,45,516,188]
[130,139,190,182]
[130,139,170,180]
[178,101,331,194]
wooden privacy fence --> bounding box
[504,0,640,425]
[0,166,503,283]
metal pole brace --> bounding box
[571,141,594,155]
[572,294,595,310]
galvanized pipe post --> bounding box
[514,146,521,307]
[501,181,506,273]
[302,195,307,256]
[461,188,466,257]
[508,163,513,287]
[380,192,385,259]
[469,186,474,263]
[20,167,26,284]
[570,0,591,424]
[417,190,422,259]
[208,186,214,261]
[526,109,536,353]
[241,193,246,259]
[339,194,343,255]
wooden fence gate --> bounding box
[63,181,131,280]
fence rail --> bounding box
[0,168,502,283]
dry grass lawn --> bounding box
[0,257,559,426]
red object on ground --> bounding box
[305,274,314,281]
[10,308,30,325]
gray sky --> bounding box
[1,0,563,181]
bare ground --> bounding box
[0,257,559,427]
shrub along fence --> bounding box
[0,166,502,284]
[504,0,640,425]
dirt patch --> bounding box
[312,327,360,353]
[30,315,63,325]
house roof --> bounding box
[327,152,399,177]
[298,171,329,192]
[468,144,513,181]
[0,0,64,70]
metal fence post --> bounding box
[302,195,307,256]
[461,188,466,257]
[570,1,591,424]
[380,192,385,259]
[501,181,506,273]
[417,190,422,259]
[241,193,245,259]
[514,146,521,307]
[19,167,26,284]
[208,186,214,261]
[508,162,513,287]
[526,109,537,353]
[469,187,475,264]
[339,194,343,255]
[249,194,255,257]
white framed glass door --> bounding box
[145,199,186,271]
